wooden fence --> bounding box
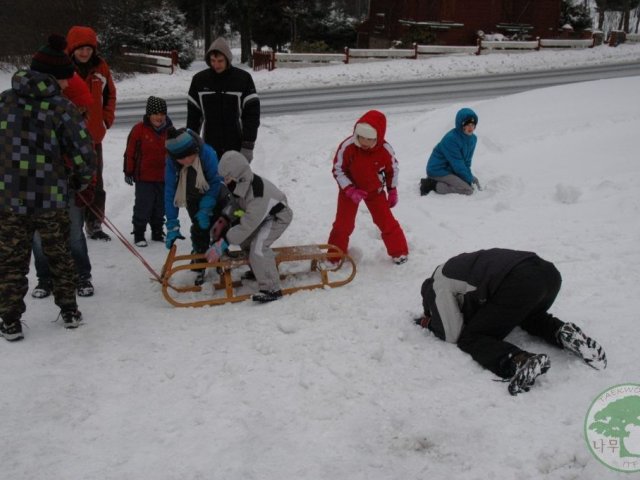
[253,36,605,71]
[121,48,179,74]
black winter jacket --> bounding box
[421,248,538,342]
[186,66,260,158]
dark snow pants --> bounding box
[456,257,565,378]
[85,144,106,234]
[132,181,165,236]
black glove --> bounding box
[125,175,134,186]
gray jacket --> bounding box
[217,151,292,246]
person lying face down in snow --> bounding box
[416,248,607,395]
[206,151,293,303]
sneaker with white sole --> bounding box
[507,352,551,396]
[557,322,607,370]
[0,319,24,342]
[32,279,52,299]
[60,309,83,329]
[135,238,148,247]
[77,277,94,297]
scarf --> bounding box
[173,156,209,208]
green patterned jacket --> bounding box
[0,70,96,214]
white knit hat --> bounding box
[354,122,377,140]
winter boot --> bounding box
[89,230,111,241]
[252,289,283,303]
[60,309,83,329]
[241,269,256,281]
[506,351,551,396]
[151,228,165,242]
[134,231,148,247]
[557,322,607,370]
[420,178,438,196]
[194,270,206,286]
[77,276,94,297]
[0,318,24,342]
[393,255,408,265]
[31,279,53,299]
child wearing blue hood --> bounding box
[420,108,480,196]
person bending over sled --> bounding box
[327,109,409,265]
[416,248,607,395]
[164,127,223,285]
[206,151,293,303]
[420,108,481,196]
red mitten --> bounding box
[387,188,398,208]
[344,185,368,204]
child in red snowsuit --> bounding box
[327,110,409,264]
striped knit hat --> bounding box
[31,34,75,80]
[166,128,199,159]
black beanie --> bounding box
[31,34,75,80]
[146,96,167,116]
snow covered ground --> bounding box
[2,44,640,479]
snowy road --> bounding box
[113,61,640,127]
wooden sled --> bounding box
[159,244,356,307]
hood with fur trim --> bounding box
[352,110,386,149]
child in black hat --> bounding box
[0,34,96,340]
[123,95,173,247]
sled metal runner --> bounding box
[160,244,356,307]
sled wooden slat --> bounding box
[159,244,356,307]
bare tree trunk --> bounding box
[202,0,212,55]
[240,14,252,66]
[598,7,606,30]
[623,0,630,32]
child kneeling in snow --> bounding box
[420,107,481,196]
[206,151,293,303]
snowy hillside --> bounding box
[1,45,640,479]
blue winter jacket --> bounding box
[426,108,478,184]
[164,142,222,222]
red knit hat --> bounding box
[66,26,98,54]
[30,34,75,80]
